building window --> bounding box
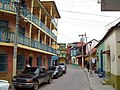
[0,54,7,72]
[48,57,51,66]
[37,56,42,66]
[17,55,25,70]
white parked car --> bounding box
[59,62,67,74]
[0,80,10,90]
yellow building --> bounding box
[57,43,66,63]
[0,0,60,83]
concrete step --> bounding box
[100,78,109,85]
[103,78,111,85]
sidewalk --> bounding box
[84,68,115,90]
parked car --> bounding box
[12,67,53,90]
[0,80,10,90]
[59,62,67,74]
[48,66,63,78]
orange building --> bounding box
[0,0,60,83]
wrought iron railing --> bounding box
[0,31,56,54]
[0,1,57,40]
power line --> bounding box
[60,16,109,24]
[59,20,106,28]
[60,10,118,18]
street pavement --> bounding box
[13,65,115,90]
[39,65,90,90]
[84,68,115,90]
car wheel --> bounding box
[61,72,63,76]
[33,81,39,90]
[48,77,52,84]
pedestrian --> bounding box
[86,62,90,72]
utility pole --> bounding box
[79,33,86,68]
[12,0,20,76]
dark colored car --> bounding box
[12,67,53,90]
[48,66,63,78]
[59,62,67,74]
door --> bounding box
[29,57,32,67]
[100,50,103,72]
[37,56,42,66]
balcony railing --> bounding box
[0,1,16,12]
[0,31,56,54]
[21,8,57,40]
[51,18,57,29]
[0,1,57,40]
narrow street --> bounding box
[39,65,90,90]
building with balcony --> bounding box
[66,43,72,64]
[70,42,86,66]
[57,43,66,63]
[0,0,60,83]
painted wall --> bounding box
[0,47,13,83]
[104,30,117,75]
[97,42,105,75]
[86,40,98,54]
[115,28,120,75]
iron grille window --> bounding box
[17,55,25,70]
[0,54,7,72]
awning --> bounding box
[102,50,110,54]
[52,56,58,61]
[76,55,85,58]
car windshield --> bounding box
[48,66,56,71]
[22,67,39,74]
[59,63,64,65]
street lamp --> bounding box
[89,41,93,77]
[12,0,20,76]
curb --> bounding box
[83,68,93,90]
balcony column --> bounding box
[45,15,48,29]
[44,34,46,51]
[49,38,51,52]
[44,34,46,44]
[44,15,47,49]
[39,8,42,24]
[38,30,40,42]
[50,6,53,16]
[50,21,52,37]
[29,24,32,39]
[30,0,34,20]
[29,0,34,45]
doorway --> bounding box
[29,57,32,67]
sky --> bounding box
[41,0,120,43]
[42,0,120,44]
